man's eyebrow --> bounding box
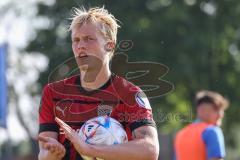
[71,37,79,41]
[72,34,93,38]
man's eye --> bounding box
[73,39,79,42]
[86,37,94,41]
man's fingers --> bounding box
[55,117,73,133]
[56,118,70,129]
[55,117,66,126]
[55,117,79,143]
[38,135,50,143]
[56,146,66,157]
[57,151,66,159]
[49,144,66,158]
[38,132,66,158]
[49,145,56,153]
[43,142,54,150]
[48,144,59,153]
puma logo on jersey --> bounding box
[56,105,67,117]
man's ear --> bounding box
[104,41,115,52]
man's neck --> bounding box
[80,65,111,91]
[196,117,216,125]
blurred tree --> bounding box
[0,0,52,159]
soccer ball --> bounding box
[78,116,128,160]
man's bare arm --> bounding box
[88,125,159,160]
[56,116,159,160]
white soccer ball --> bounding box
[78,116,128,160]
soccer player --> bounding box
[38,7,159,160]
[174,90,229,160]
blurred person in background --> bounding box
[174,90,229,160]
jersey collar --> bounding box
[75,74,115,95]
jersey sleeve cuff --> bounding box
[39,123,59,133]
[129,119,156,132]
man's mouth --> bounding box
[78,53,88,58]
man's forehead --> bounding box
[71,23,102,36]
[200,103,225,111]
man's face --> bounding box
[215,108,225,126]
[71,22,110,71]
[197,103,225,126]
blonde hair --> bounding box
[195,90,229,109]
[69,6,120,44]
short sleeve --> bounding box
[202,126,225,159]
[114,88,156,132]
[38,85,59,133]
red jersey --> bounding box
[39,74,155,160]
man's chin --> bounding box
[216,120,222,126]
[79,65,88,71]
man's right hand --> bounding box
[38,135,66,160]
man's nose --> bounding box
[218,110,224,118]
[77,40,86,50]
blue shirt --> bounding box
[202,125,226,159]
[174,120,226,160]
